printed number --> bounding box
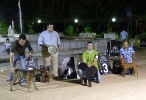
[102,63,108,73]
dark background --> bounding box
[0,0,146,35]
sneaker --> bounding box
[21,82,27,86]
[6,79,12,82]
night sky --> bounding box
[0,0,146,34]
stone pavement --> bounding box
[0,50,146,100]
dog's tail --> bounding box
[136,65,142,68]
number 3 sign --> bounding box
[102,63,108,73]
[98,55,111,74]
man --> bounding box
[120,41,135,74]
[4,38,11,54]
[7,34,33,83]
[120,28,128,43]
[38,23,61,79]
[77,41,101,82]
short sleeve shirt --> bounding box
[120,46,135,63]
[120,30,128,40]
[82,49,98,68]
[11,40,33,55]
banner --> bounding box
[59,56,76,78]
[109,40,121,56]
[98,55,111,74]
[126,6,132,28]
[59,57,71,67]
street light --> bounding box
[38,19,41,23]
[112,18,116,22]
[74,19,78,23]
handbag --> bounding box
[26,56,38,70]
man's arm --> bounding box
[27,41,33,56]
[131,47,135,61]
[82,58,86,63]
[10,44,16,72]
[132,53,135,61]
[38,33,48,48]
[91,59,98,66]
[10,52,15,67]
[126,32,128,39]
[82,52,86,63]
[40,43,48,48]
[57,33,61,51]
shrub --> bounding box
[66,26,74,36]
[139,32,146,39]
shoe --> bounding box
[6,79,12,82]
[21,82,27,86]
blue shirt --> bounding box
[120,46,135,63]
[38,30,61,48]
[120,30,128,40]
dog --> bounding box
[10,69,38,92]
[39,66,50,82]
[113,59,122,74]
[120,58,138,77]
[77,62,99,87]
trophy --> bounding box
[48,45,57,55]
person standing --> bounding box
[38,23,61,80]
[120,28,128,43]
[7,34,33,84]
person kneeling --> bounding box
[77,41,101,84]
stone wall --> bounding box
[0,35,110,58]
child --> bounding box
[4,38,11,54]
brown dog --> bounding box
[120,58,138,77]
[39,66,50,82]
[10,69,38,92]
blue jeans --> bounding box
[9,54,26,83]
[77,69,102,82]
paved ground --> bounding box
[0,49,146,100]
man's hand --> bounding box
[88,64,91,67]
[29,50,33,56]
[12,66,16,73]
[58,47,60,51]
[40,43,48,48]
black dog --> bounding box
[77,62,99,87]
[113,59,122,74]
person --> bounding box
[7,34,33,84]
[77,41,101,82]
[120,28,128,43]
[38,23,61,80]
[120,41,135,74]
[4,38,11,54]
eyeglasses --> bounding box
[49,27,54,28]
